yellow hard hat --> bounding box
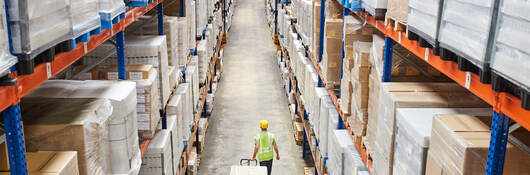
[260,120,269,129]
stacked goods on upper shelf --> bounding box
[491,0,530,104]
[128,16,183,66]
[178,18,190,62]
[310,88,329,148]
[392,108,493,175]
[370,83,490,175]
[320,18,342,88]
[168,65,180,90]
[292,0,313,47]
[0,151,79,174]
[25,80,142,175]
[171,82,194,153]
[339,15,373,118]
[8,0,74,75]
[406,0,443,52]
[187,0,197,51]
[438,0,499,83]
[327,130,355,175]
[164,115,183,174]
[186,56,200,114]
[196,0,208,37]
[364,35,450,157]
[319,95,340,158]
[362,0,388,20]
[140,130,173,175]
[98,0,126,29]
[20,98,113,175]
[386,0,407,26]
[344,143,368,175]
[71,0,100,39]
[197,40,209,84]
[84,35,171,108]
[427,114,530,174]
[0,1,16,77]
[312,1,321,60]
[347,41,372,143]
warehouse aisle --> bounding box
[198,0,308,174]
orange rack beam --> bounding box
[351,11,530,130]
[0,0,164,112]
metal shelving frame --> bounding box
[275,0,529,175]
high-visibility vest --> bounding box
[254,132,274,162]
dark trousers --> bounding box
[259,159,273,175]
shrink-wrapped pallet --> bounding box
[325,106,340,158]
[344,145,367,175]
[175,83,194,146]
[371,86,490,175]
[168,95,184,153]
[438,0,499,72]
[0,1,17,76]
[362,0,388,19]
[427,114,530,175]
[312,1,321,60]
[72,0,100,37]
[8,0,74,58]
[98,0,126,29]
[386,0,408,23]
[140,130,173,175]
[84,35,171,107]
[21,98,113,175]
[165,115,183,174]
[26,80,141,175]
[134,70,162,139]
[168,65,180,90]
[178,17,189,65]
[311,87,329,139]
[318,96,334,157]
[187,0,196,51]
[320,19,343,86]
[186,57,200,113]
[197,40,209,84]
[406,0,444,47]
[491,0,530,91]
[327,130,354,175]
[392,108,492,175]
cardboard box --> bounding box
[0,151,79,175]
[386,0,408,23]
[104,65,154,80]
[72,65,100,80]
[427,114,530,175]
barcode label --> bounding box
[398,32,402,43]
[465,72,471,89]
[46,63,52,78]
[424,48,429,61]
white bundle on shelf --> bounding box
[0,1,16,76]
[8,0,73,57]
[311,87,329,139]
[197,40,209,84]
[175,83,194,146]
[196,0,208,36]
[187,0,196,51]
[84,35,171,107]
[392,108,492,175]
[406,0,443,46]
[134,69,162,139]
[71,0,100,37]
[26,80,142,175]
[140,130,174,175]
[186,56,200,113]
[327,130,354,175]
[438,0,499,70]
[21,98,113,175]
[344,146,368,175]
[165,115,183,174]
[178,17,189,65]
[491,0,530,90]
[318,96,335,157]
[168,66,180,90]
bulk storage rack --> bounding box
[0,0,230,174]
[271,0,530,175]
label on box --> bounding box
[129,72,144,80]
[137,95,146,103]
[107,72,119,80]
[46,63,52,78]
[465,72,471,89]
[137,104,146,113]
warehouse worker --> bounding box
[251,120,280,175]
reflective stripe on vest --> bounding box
[257,132,274,161]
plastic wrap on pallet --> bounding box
[197,40,208,84]
[84,35,171,107]
[195,0,208,37]
[392,108,492,175]
[325,0,343,19]
[140,130,173,175]
[427,114,530,175]
[406,0,443,44]
[371,84,490,175]
[178,17,189,65]
[26,80,142,175]
[187,0,196,51]
[165,115,183,174]
[312,87,329,139]
[344,142,368,175]
[362,0,388,17]
[98,0,126,26]
[0,1,16,76]
[491,0,530,89]
[168,66,180,90]
[438,0,498,69]
[21,98,113,175]
[72,0,100,37]
[318,96,334,157]
[386,0,408,23]
[8,0,74,57]
[186,58,200,113]
[175,83,194,147]
[133,70,161,137]
[327,130,355,175]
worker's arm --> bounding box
[273,142,280,160]
[251,144,259,161]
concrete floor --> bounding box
[198,0,308,174]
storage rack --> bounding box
[272,0,530,175]
[0,0,229,174]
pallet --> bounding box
[492,71,530,110]
[384,17,407,32]
[365,8,387,20]
[71,27,103,50]
[304,167,315,175]
[16,39,75,75]
[407,30,440,56]
[439,47,491,84]
[101,12,126,29]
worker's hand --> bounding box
[251,157,256,161]
[276,155,280,160]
